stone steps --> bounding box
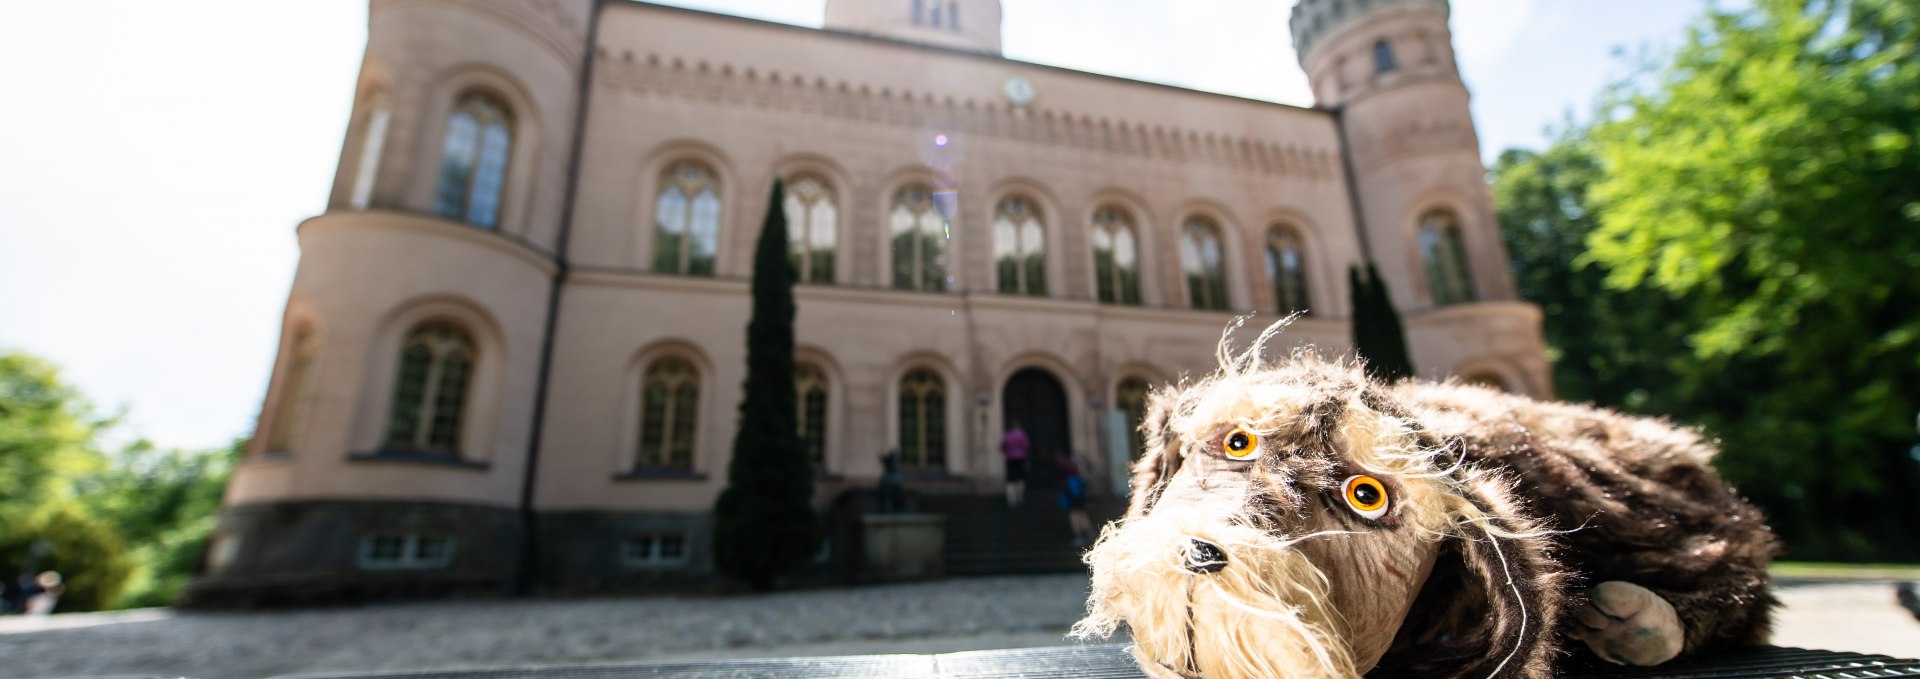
[919,492,1125,576]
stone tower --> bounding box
[823,0,1003,54]
[1290,0,1516,312]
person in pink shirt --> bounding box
[1001,420,1030,507]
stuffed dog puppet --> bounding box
[1075,323,1777,678]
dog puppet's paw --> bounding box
[1569,580,1684,666]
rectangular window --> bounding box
[358,534,456,570]
[621,533,690,568]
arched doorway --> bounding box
[1002,368,1071,491]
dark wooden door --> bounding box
[1002,368,1071,490]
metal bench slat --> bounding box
[274,644,1920,679]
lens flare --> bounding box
[931,189,959,222]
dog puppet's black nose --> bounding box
[1184,539,1228,573]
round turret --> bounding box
[824,0,1002,54]
[196,0,595,607]
[1290,0,1455,108]
[1289,0,1526,369]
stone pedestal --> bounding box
[860,513,946,582]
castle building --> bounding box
[195,0,1548,601]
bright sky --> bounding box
[0,0,1716,451]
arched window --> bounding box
[897,368,946,468]
[890,185,947,292]
[433,93,511,229]
[266,325,321,453]
[1373,39,1397,73]
[796,363,829,469]
[1265,226,1310,316]
[993,197,1046,297]
[1115,377,1151,459]
[912,0,924,25]
[1419,210,1477,306]
[637,358,700,470]
[1180,218,1229,311]
[654,162,722,276]
[1091,206,1141,305]
[349,90,391,210]
[949,2,960,30]
[783,175,837,284]
[929,0,944,28]
[384,322,475,454]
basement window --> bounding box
[621,534,689,567]
[357,534,455,570]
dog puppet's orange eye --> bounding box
[1342,475,1390,519]
[1222,427,1261,461]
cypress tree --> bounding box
[712,179,819,591]
[1367,263,1415,381]
[1348,265,1375,368]
[1349,264,1416,382]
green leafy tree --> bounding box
[77,438,236,607]
[1586,0,1920,559]
[0,352,108,511]
[0,351,236,609]
[0,505,134,612]
[712,179,820,590]
[1490,135,1693,415]
[1349,264,1414,381]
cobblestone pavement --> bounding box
[0,575,1094,679]
[1,576,1915,679]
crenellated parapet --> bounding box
[1290,0,1447,64]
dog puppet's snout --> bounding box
[1184,539,1229,573]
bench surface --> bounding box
[275,644,1920,679]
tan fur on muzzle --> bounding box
[1074,506,1359,679]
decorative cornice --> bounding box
[594,51,1342,181]
[569,267,1361,323]
[1403,300,1539,325]
[300,210,561,276]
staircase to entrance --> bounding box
[918,491,1127,576]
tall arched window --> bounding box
[891,185,947,292]
[1419,210,1477,306]
[929,0,944,27]
[993,197,1046,297]
[1091,206,1142,305]
[637,358,700,470]
[654,162,721,276]
[1265,226,1310,316]
[433,93,511,229]
[897,368,946,469]
[349,91,391,210]
[783,175,837,285]
[1180,218,1229,311]
[266,325,321,453]
[912,0,924,25]
[384,322,475,454]
[1115,377,1151,459]
[1373,39,1397,73]
[796,363,829,469]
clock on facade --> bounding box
[1001,74,1035,106]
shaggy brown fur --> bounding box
[1077,323,1778,679]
